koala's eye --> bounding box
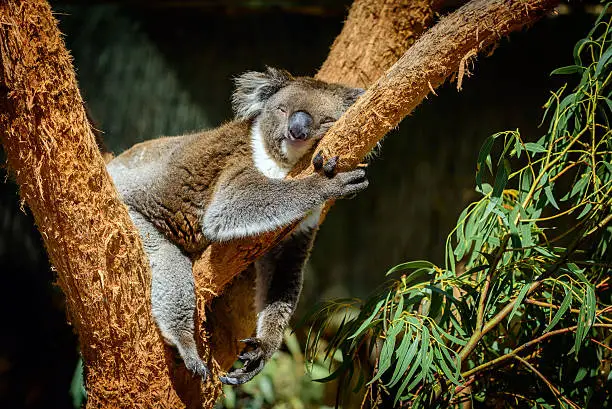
[277,106,287,114]
[321,117,335,125]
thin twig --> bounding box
[513,355,581,409]
[461,323,612,378]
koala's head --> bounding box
[232,67,364,167]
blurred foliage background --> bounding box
[0,1,608,408]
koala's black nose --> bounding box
[288,111,313,140]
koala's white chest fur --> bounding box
[251,121,290,179]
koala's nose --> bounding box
[288,111,313,140]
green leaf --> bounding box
[492,163,509,199]
[574,366,588,383]
[439,328,467,346]
[524,142,547,153]
[393,294,405,321]
[428,286,444,319]
[386,260,435,275]
[514,135,523,159]
[543,285,573,333]
[258,376,275,403]
[387,327,417,387]
[433,346,460,385]
[567,263,589,282]
[395,323,425,398]
[569,174,590,199]
[544,185,560,210]
[370,321,404,383]
[534,246,556,259]
[447,243,456,273]
[508,283,531,324]
[595,44,612,77]
[349,299,384,339]
[313,359,351,382]
[405,347,433,395]
[574,285,596,354]
[550,65,585,75]
[577,203,592,219]
[476,136,496,189]
[222,385,236,409]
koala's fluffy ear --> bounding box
[232,67,293,119]
[344,87,366,107]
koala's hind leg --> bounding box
[220,210,319,385]
[128,210,209,380]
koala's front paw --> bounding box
[219,338,269,385]
[327,167,369,199]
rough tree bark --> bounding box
[0,1,186,407]
[0,0,558,407]
[317,0,437,88]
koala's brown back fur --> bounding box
[110,120,252,253]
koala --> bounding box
[106,67,367,385]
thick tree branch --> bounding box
[0,1,185,407]
[317,0,437,87]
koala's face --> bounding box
[232,68,363,167]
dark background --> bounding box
[0,2,601,408]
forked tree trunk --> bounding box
[0,0,558,407]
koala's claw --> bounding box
[313,151,324,171]
[313,152,339,178]
[323,156,339,178]
[240,337,260,347]
[220,338,267,385]
[184,356,210,381]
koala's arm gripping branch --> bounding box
[192,0,559,304]
[202,168,326,241]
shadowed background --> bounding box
[0,2,600,408]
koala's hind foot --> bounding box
[171,331,210,380]
[219,338,268,385]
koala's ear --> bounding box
[232,67,293,119]
[344,87,366,106]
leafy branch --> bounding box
[302,5,612,408]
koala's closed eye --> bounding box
[321,117,335,125]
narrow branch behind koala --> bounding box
[193,0,560,310]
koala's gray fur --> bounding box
[106,67,367,385]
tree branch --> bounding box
[0,1,184,407]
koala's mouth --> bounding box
[285,133,313,145]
